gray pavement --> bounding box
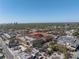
[72,50,79,59]
[0,37,14,59]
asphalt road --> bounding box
[72,50,79,59]
[0,37,14,59]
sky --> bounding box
[0,0,79,23]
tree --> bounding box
[73,31,79,38]
[32,39,45,48]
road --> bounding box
[72,50,79,59]
[0,37,14,59]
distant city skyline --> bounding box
[0,0,79,23]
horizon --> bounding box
[1,22,79,24]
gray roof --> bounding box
[18,52,31,59]
[51,57,60,59]
[57,36,79,48]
